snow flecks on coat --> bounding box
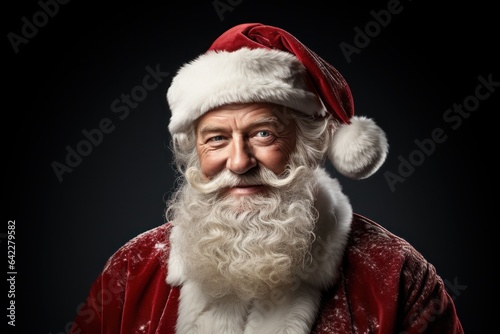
[102,225,172,274]
[96,224,173,306]
[348,217,418,303]
[310,214,457,333]
[136,320,151,333]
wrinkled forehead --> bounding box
[194,102,296,129]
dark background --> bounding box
[4,1,497,333]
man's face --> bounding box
[173,103,318,300]
[195,103,297,197]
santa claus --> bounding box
[69,23,463,334]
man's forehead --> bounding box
[196,103,292,127]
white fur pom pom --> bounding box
[328,116,389,179]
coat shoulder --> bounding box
[101,222,174,276]
[348,213,425,263]
[345,213,435,287]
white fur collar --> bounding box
[167,167,352,334]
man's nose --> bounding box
[226,138,257,174]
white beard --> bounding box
[168,164,319,301]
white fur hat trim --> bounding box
[167,47,326,134]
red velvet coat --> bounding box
[68,214,463,333]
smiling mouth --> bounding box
[225,184,266,196]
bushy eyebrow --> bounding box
[197,124,228,137]
[249,116,283,129]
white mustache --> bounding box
[185,166,309,195]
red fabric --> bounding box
[68,215,463,333]
[312,215,463,333]
[208,23,354,124]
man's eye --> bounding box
[210,135,224,142]
[256,131,271,137]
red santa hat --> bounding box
[167,23,388,179]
